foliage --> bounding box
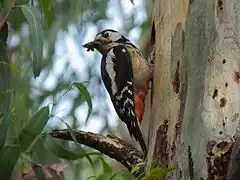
[21,4,44,77]
[0,0,153,179]
[142,167,175,180]
[130,162,175,180]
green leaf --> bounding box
[0,110,12,150]
[0,107,49,178]
[40,0,53,28]
[17,106,49,152]
[0,145,21,178]
[52,117,95,167]
[64,122,79,146]
[32,164,47,180]
[87,176,96,180]
[71,82,92,122]
[144,167,175,180]
[110,171,133,180]
[64,122,95,167]
[100,157,112,174]
[97,174,112,180]
[21,4,44,78]
[0,61,21,73]
[0,89,14,105]
[46,136,100,160]
[96,157,113,180]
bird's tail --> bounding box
[127,119,148,158]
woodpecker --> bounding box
[83,29,150,156]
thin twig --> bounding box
[0,0,17,31]
[49,129,145,176]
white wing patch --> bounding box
[122,48,127,53]
[106,48,117,95]
[123,98,134,107]
[116,86,133,100]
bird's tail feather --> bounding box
[127,119,148,157]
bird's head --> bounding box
[82,29,129,55]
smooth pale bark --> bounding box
[146,0,240,179]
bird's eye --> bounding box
[103,32,109,38]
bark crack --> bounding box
[188,145,194,180]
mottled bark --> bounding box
[146,0,240,179]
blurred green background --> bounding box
[0,0,152,179]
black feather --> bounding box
[101,45,148,156]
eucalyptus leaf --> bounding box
[144,167,175,180]
[17,106,49,152]
[0,107,49,178]
[0,61,20,73]
[51,117,96,167]
[0,146,21,178]
[97,174,112,180]
[0,110,12,150]
[110,171,134,180]
[71,82,92,122]
[100,157,112,174]
[46,136,100,160]
[40,0,53,28]
[21,4,44,78]
[95,158,113,180]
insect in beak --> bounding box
[82,38,103,52]
[82,41,96,52]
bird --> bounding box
[82,29,151,156]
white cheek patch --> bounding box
[108,31,122,42]
[106,49,118,95]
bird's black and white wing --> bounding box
[100,45,147,155]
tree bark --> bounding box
[50,129,144,175]
[147,0,240,179]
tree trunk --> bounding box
[147,0,240,179]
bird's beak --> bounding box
[82,41,96,52]
[82,38,101,52]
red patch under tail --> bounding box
[134,91,147,122]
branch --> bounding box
[49,129,144,175]
[0,0,17,31]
